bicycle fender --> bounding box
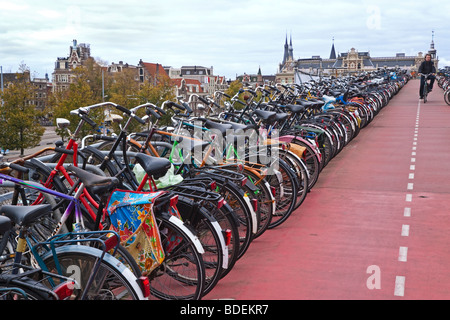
[168,215,205,254]
[210,220,228,269]
[242,193,258,234]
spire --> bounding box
[430,30,435,49]
[329,37,336,60]
[428,30,436,59]
[289,34,294,60]
[283,33,289,65]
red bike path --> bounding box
[205,79,450,300]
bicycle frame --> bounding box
[0,171,86,235]
[31,102,143,225]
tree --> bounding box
[50,66,101,140]
[0,71,45,156]
[224,80,246,109]
[137,75,176,126]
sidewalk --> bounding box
[205,79,450,300]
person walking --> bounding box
[418,53,436,99]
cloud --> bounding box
[0,0,449,79]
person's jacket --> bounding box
[418,60,436,74]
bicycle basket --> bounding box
[106,189,167,275]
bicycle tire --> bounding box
[176,196,225,296]
[191,196,240,278]
[265,158,298,229]
[289,137,321,190]
[149,213,206,300]
[445,89,450,106]
[279,149,309,210]
[423,82,428,103]
[215,180,253,260]
[240,168,275,239]
[192,173,253,260]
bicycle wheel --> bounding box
[149,214,205,300]
[445,89,450,106]
[241,168,275,239]
[214,180,254,260]
[176,196,224,296]
[265,158,298,229]
[423,83,428,103]
[290,137,321,190]
[280,149,309,210]
[41,245,145,300]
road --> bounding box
[205,79,450,300]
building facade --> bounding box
[52,39,92,92]
[0,70,52,124]
[278,35,439,79]
[237,67,276,88]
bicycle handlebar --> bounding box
[0,162,29,173]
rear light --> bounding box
[222,229,232,246]
[138,276,151,298]
[170,195,179,207]
[241,177,247,187]
[270,186,276,197]
[54,280,75,300]
[251,198,258,212]
[104,234,119,251]
[210,181,217,191]
[217,198,225,210]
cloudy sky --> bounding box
[1,0,448,80]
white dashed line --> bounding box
[404,207,411,217]
[394,276,406,297]
[398,246,408,262]
[401,225,410,237]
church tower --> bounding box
[277,34,296,84]
[288,34,294,61]
[428,30,438,69]
[329,38,337,60]
[428,31,436,60]
[280,33,295,72]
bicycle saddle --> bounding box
[134,153,172,179]
[1,204,52,228]
[253,110,277,123]
[204,119,233,136]
[286,104,305,114]
[273,113,289,122]
[227,122,258,132]
[0,215,12,234]
[67,164,119,196]
[296,99,316,108]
